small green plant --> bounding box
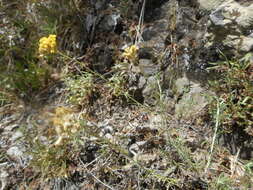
[30,141,71,178]
[64,73,95,107]
[29,133,85,179]
[212,173,233,190]
[242,161,253,189]
[106,74,127,97]
[208,53,253,136]
[12,62,50,94]
[29,106,83,178]
[244,161,253,175]
[0,46,53,100]
[0,91,11,107]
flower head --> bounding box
[38,34,57,57]
[122,45,138,62]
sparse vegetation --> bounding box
[1,0,253,189]
[208,53,253,136]
[64,73,95,107]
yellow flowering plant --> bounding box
[38,34,57,57]
[122,45,138,62]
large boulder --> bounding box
[204,0,253,56]
[174,77,210,120]
[198,0,226,11]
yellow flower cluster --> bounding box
[122,45,138,62]
[38,34,57,57]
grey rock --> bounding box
[148,114,165,130]
[174,78,210,120]
[86,14,97,33]
[135,153,157,163]
[89,136,99,141]
[142,76,158,105]
[182,51,191,67]
[94,0,109,11]
[138,47,154,59]
[36,119,44,125]
[10,131,23,142]
[222,34,253,53]
[99,14,121,32]
[129,141,147,156]
[138,76,147,89]
[223,35,240,48]
[141,34,166,53]
[38,136,49,145]
[240,36,253,52]
[203,0,253,57]
[223,2,253,29]
[104,133,113,139]
[92,44,113,73]
[98,120,114,137]
[198,0,227,11]
[87,121,97,127]
[210,8,227,26]
[102,125,114,134]
[7,146,24,159]
[104,133,115,143]
[175,77,190,95]
[209,1,253,28]
[139,59,158,77]
[142,28,157,41]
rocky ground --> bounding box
[0,0,253,189]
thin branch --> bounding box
[89,172,116,190]
[135,0,146,45]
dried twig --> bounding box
[205,99,224,173]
